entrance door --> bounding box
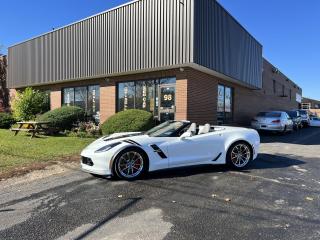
[159,85,175,122]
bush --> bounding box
[67,121,102,138]
[101,109,154,135]
[37,106,85,131]
[0,112,15,129]
[12,87,50,121]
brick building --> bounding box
[7,0,302,125]
[302,97,320,110]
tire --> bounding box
[281,126,287,135]
[113,148,148,180]
[227,141,253,169]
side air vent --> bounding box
[150,144,167,159]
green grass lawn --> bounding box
[0,129,94,175]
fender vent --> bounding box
[150,144,167,159]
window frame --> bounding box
[116,77,176,114]
[217,84,234,124]
[61,84,100,117]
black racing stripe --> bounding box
[123,139,141,146]
[150,144,167,159]
[212,153,222,162]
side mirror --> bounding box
[180,131,192,139]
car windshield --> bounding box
[257,112,281,118]
[146,121,186,137]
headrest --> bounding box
[188,123,197,133]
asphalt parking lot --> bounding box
[0,127,319,240]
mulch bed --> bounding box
[0,155,80,181]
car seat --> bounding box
[198,124,211,135]
[187,123,197,136]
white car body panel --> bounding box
[81,125,260,176]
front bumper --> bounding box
[80,149,113,176]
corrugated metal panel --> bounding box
[194,0,263,89]
[8,0,194,88]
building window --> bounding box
[63,88,75,106]
[117,77,176,122]
[273,80,276,94]
[289,89,292,100]
[282,85,285,96]
[75,87,87,110]
[217,84,233,124]
[62,85,100,123]
[88,85,100,117]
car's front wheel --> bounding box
[227,141,252,169]
[113,148,147,180]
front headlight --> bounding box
[95,142,121,153]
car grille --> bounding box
[82,156,94,166]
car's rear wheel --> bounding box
[227,141,252,169]
[114,148,147,180]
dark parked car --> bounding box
[295,110,310,127]
[286,110,302,130]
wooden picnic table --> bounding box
[11,121,51,139]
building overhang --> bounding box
[11,63,261,91]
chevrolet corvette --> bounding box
[81,121,260,180]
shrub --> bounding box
[12,87,50,121]
[101,109,154,135]
[0,112,15,129]
[37,106,85,131]
[68,121,102,138]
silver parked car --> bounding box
[251,111,294,133]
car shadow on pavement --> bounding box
[143,153,305,180]
[249,153,305,170]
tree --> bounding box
[0,49,9,111]
[11,87,50,121]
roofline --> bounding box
[8,0,139,48]
[216,0,262,47]
[10,0,263,49]
[262,57,302,90]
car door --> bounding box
[166,133,224,167]
[284,113,294,130]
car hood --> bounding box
[83,132,176,152]
[84,132,143,150]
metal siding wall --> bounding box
[8,0,193,88]
[194,0,262,89]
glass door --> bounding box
[159,85,175,122]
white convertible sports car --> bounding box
[81,121,260,180]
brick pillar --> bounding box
[175,77,188,121]
[100,81,116,123]
[50,87,61,110]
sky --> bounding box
[1,0,319,99]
